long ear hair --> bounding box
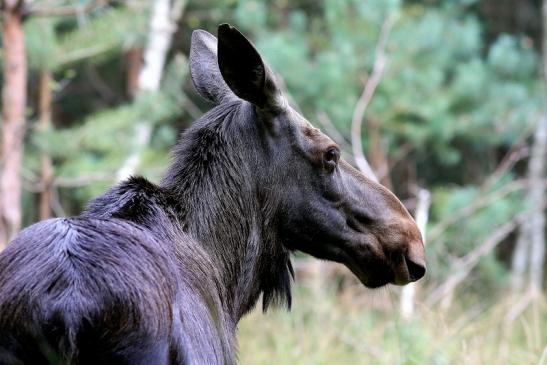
[189,29,235,104]
[189,24,283,110]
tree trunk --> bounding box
[527,115,546,294]
[368,116,392,190]
[350,15,394,182]
[38,71,54,221]
[511,0,547,295]
[125,48,143,100]
[510,228,529,293]
[528,0,547,294]
[0,1,27,248]
[116,0,187,182]
[400,188,430,319]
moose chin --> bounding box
[0,24,425,365]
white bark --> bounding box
[510,0,547,291]
[350,15,395,181]
[138,0,175,92]
[116,0,187,182]
[400,188,431,319]
[115,123,153,182]
[510,228,529,293]
[527,116,546,293]
[528,0,547,295]
[511,117,546,294]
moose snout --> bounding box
[406,253,426,282]
[392,242,426,285]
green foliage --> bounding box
[28,39,188,208]
[56,6,148,66]
[25,18,58,71]
[24,5,148,71]
[232,0,541,166]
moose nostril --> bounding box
[406,257,426,282]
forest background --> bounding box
[1,0,546,364]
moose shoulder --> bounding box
[0,24,425,364]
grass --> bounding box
[238,278,546,365]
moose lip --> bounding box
[339,232,396,288]
[342,231,415,287]
[343,253,395,288]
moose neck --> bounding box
[161,101,292,323]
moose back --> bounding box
[0,24,426,364]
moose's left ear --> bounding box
[217,24,281,109]
[189,29,235,104]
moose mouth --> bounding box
[342,215,425,288]
[341,239,421,288]
[346,249,426,288]
[344,255,395,288]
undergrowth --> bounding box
[238,280,546,365]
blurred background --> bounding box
[0,0,546,364]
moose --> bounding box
[0,24,425,364]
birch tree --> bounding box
[510,0,547,295]
[400,189,431,319]
[529,0,547,294]
[527,116,546,294]
[116,0,187,182]
[510,126,546,294]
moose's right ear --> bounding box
[217,24,281,109]
[189,29,234,104]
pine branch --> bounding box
[26,0,107,17]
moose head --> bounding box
[187,24,426,290]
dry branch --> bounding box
[26,0,107,17]
[483,142,530,189]
[428,128,533,244]
[316,111,355,166]
[428,179,547,243]
[350,14,395,181]
[426,201,547,307]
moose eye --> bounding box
[324,148,340,168]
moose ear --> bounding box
[189,29,234,104]
[217,24,281,109]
